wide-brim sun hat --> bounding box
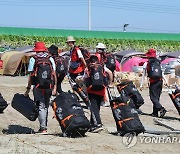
[146,48,156,58]
[66,36,76,43]
[96,43,106,49]
[33,42,47,52]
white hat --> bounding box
[96,43,106,49]
[66,36,76,43]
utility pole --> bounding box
[88,0,91,30]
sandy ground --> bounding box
[0,76,180,154]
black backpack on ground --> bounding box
[0,93,8,113]
[117,81,144,109]
[32,55,54,89]
[105,53,116,72]
[52,92,90,137]
[54,56,68,78]
[110,96,145,136]
[86,63,108,91]
[11,93,38,121]
[147,58,162,79]
[169,89,180,115]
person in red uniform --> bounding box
[66,36,86,81]
[95,43,113,107]
[86,55,108,133]
[140,48,167,117]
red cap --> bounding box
[33,42,47,52]
[146,48,156,58]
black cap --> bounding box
[48,45,58,55]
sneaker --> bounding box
[101,101,110,107]
[150,107,159,117]
[36,129,48,135]
[89,125,104,133]
[150,113,158,117]
[159,107,167,118]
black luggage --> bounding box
[0,93,8,113]
[169,89,180,115]
[108,86,135,108]
[107,88,145,136]
[52,92,90,137]
[11,93,38,121]
[117,81,144,109]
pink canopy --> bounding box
[121,57,148,72]
[161,58,176,64]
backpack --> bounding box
[105,53,116,72]
[54,56,67,78]
[79,47,91,65]
[32,55,54,89]
[86,63,108,91]
[147,58,162,79]
[52,92,90,137]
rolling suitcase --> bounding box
[52,92,90,137]
[11,93,38,121]
[0,93,8,113]
[107,87,145,136]
[168,88,180,115]
[117,81,144,109]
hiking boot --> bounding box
[159,107,167,118]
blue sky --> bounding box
[0,0,180,33]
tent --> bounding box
[0,51,35,76]
[160,51,180,61]
[14,46,34,53]
[114,49,145,64]
[121,57,148,72]
[161,58,176,64]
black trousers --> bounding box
[57,74,66,93]
[88,93,104,127]
[149,80,163,110]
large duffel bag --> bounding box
[110,96,145,136]
[52,92,90,137]
[11,93,38,121]
[0,93,8,113]
[117,81,144,109]
[169,89,180,115]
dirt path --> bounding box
[0,76,180,154]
